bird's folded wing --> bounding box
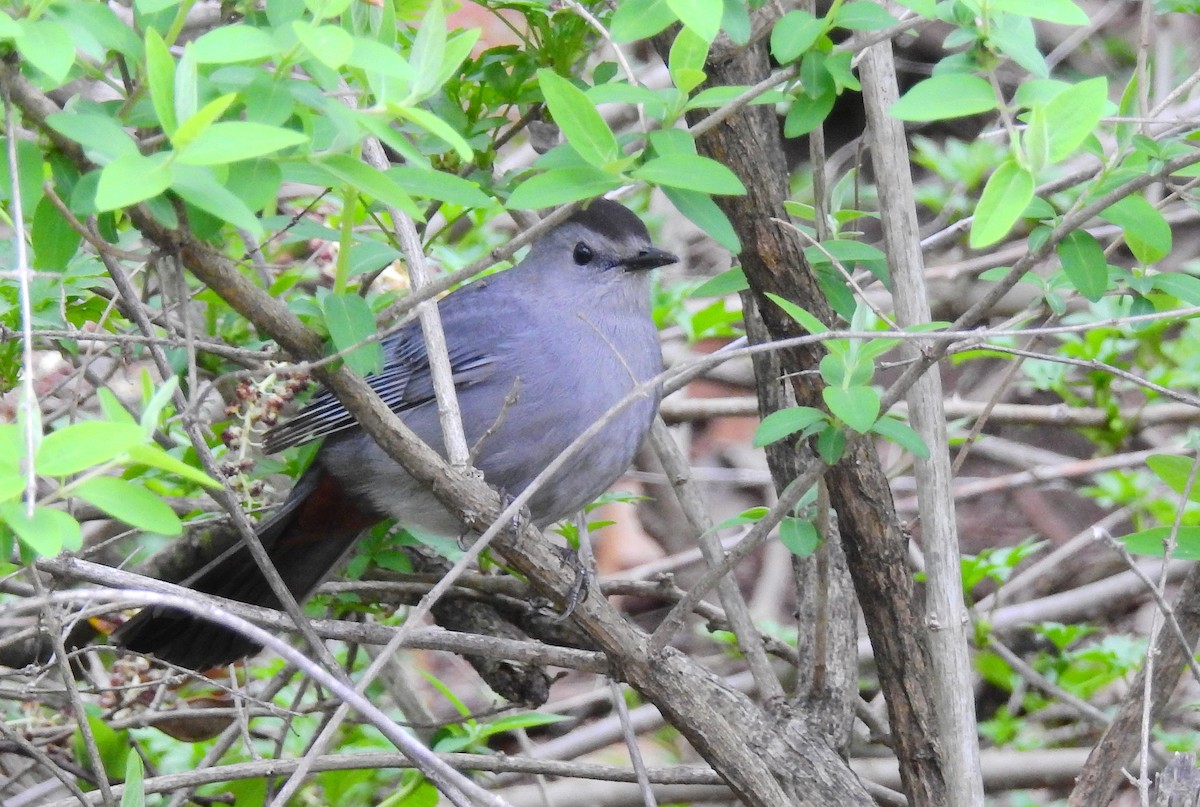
[261,333,497,454]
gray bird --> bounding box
[117,198,677,669]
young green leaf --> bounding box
[871,417,931,458]
[1056,229,1108,301]
[0,503,82,555]
[1042,77,1107,163]
[823,385,880,433]
[610,0,678,42]
[315,154,421,217]
[631,154,746,195]
[507,165,621,209]
[661,187,741,252]
[323,292,385,376]
[753,406,827,447]
[1100,195,1171,265]
[191,24,281,64]
[833,2,899,31]
[969,159,1034,249]
[1120,526,1200,560]
[144,29,177,135]
[669,26,709,95]
[35,422,148,476]
[770,10,826,64]
[765,293,828,334]
[779,517,820,556]
[537,69,620,169]
[15,19,74,86]
[988,0,1088,25]
[74,477,183,535]
[891,74,997,122]
[689,266,748,297]
[126,444,222,488]
[94,153,173,212]
[176,122,307,166]
[666,0,722,42]
[292,21,354,70]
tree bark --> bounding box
[676,34,949,807]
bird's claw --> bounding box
[551,543,590,622]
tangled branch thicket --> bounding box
[4,1,1200,806]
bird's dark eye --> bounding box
[573,242,593,265]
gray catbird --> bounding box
[116,198,677,669]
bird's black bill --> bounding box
[620,246,679,272]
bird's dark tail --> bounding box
[115,468,379,670]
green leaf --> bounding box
[46,113,139,163]
[191,24,280,63]
[969,159,1034,249]
[424,28,480,102]
[1147,455,1200,502]
[768,10,825,63]
[314,155,421,217]
[170,164,264,238]
[833,2,899,30]
[387,167,491,207]
[1100,195,1171,265]
[31,196,82,271]
[176,122,307,166]
[75,477,182,535]
[36,422,148,476]
[816,424,846,463]
[891,74,997,122]
[174,41,198,125]
[144,29,177,136]
[666,0,722,42]
[94,153,173,212]
[614,0,681,41]
[121,753,145,807]
[871,416,931,458]
[1056,230,1108,301]
[784,89,836,137]
[1042,77,1107,163]
[537,69,620,169]
[779,517,820,556]
[139,375,178,434]
[766,293,828,334]
[126,444,221,488]
[508,166,621,209]
[631,154,746,195]
[754,406,827,447]
[391,106,474,161]
[669,26,709,95]
[409,0,447,98]
[16,19,74,85]
[0,503,82,555]
[988,0,1088,25]
[1121,526,1200,560]
[823,386,880,433]
[323,292,385,376]
[712,506,769,531]
[690,266,747,297]
[293,21,354,69]
[171,92,237,151]
[611,0,677,42]
[661,186,741,252]
[1150,272,1200,305]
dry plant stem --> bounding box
[43,752,729,807]
[361,137,470,467]
[671,27,946,805]
[0,717,93,805]
[646,417,784,701]
[860,41,983,806]
[22,589,498,807]
[647,457,825,654]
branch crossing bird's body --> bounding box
[116,199,677,670]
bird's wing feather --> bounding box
[261,319,500,453]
